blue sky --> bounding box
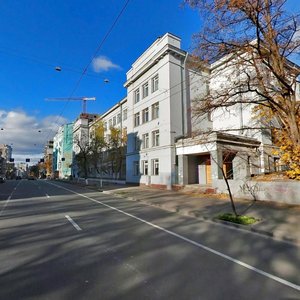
[0,0,298,163]
[0,0,201,163]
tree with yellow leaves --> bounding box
[89,120,107,176]
[186,0,300,179]
[107,126,127,179]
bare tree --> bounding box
[73,134,90,178]
[89,122,108,177]
[199,137,261,217]
[185,0,300,178]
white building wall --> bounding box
[98,99,128,141]
[125,33,187,187]
[0,144,12,161]
[53,126,64,174]
[73,117,89,155]
[88,99,128,178]
[209,59,272,145]
[188,68,212,133]
[101,33,294,187]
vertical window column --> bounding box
[152,159,159,175]
[152,130,160,147]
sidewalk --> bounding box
[75,181,300,246]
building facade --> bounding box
[88,98,128,179]
[124,33,198,188]
[44,140,54,177]
[50,33,298,192]
[72,113,99,178]
[53,123,73,179]
[0,144,12,177]
[123,33,284,189]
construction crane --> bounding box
[45,97,96,114]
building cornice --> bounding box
[124,45,186,88]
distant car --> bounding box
[27,176,36,180]
[0,177,5,183]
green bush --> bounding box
[217,213,258,225]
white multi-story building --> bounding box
[124,33,203,188]
[123,32,286,190]
[88,98,128,179]
[0,144,12,176]
[0,144,12,161]
[58,33,297,192]
[43,140,53,177]
[72,113,99,178]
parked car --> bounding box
[27,176,36,180]
[16,176,22,180]
[0,177,6,183]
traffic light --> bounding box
[26,158,30,162]
[10,158,14,162]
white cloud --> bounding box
[92,56,121,72]
[0,110,67,164]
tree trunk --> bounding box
[221,167,238,217]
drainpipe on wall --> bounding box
[181,52,189,137]
[239,101,244,134]
[174,52,189,189]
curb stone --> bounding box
[60,183,299,246]
[104,190,300,246]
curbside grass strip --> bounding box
[106,190,300,246]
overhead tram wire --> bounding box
[68,0,131,98]
[43,0,131,145]
[0,46,106,79]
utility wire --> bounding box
[68,0,131,98]
[44,0,131,144]
[0,47,105,79]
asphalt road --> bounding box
[0,179,299,300]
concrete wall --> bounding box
[214,179,300,205]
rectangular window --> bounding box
[142,133,149,149]
[142,82,149,98]
[109,119,112,128]
[142,107,149,123]
[133,161,139,176]
[117,113,121,124]
[134,112,140,127]
[134,135,140,151]
[104,122,108,131]
[123,109,127,121]
[152,159,159,175]
[152,130,159,147]
[134,88,140,104]
[152,102,159,120]
[113,116,116,126]
[151,74,159,92]
[142,160,149,175]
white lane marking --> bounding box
[65,215,82,231]
[0,196,11,216]
[46,194,50,198]
[48,182,300,292]
[0,181,22,216]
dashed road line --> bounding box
[0,181,22,216]
[48,182,300,292]
[65,215,82,231]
